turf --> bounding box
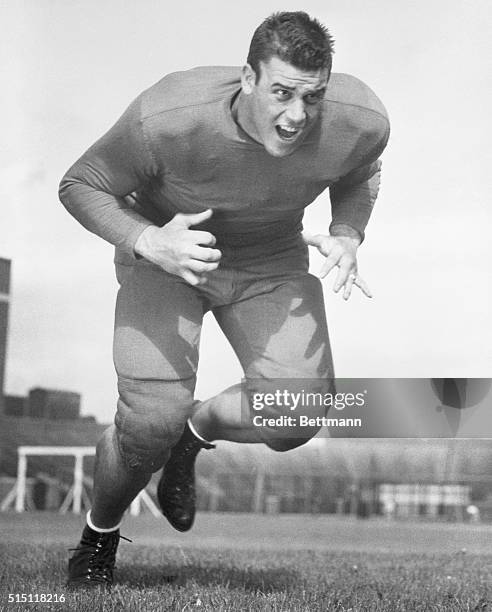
[0,513,491,611]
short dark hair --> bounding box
[247,12,334,78]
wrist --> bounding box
[133,225,159,259]
[329,224,362,246]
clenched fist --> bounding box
[134,209,221,286]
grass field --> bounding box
[1,512,491,611]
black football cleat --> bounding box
[67,525,130,589]
[157,421,215,532]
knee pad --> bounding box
[257,423,322,452]
[262,435,315,453]
[114,377,194,472]
[246,378,333,453]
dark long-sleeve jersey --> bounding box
[59,66,390,258]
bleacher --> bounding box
[2,414,492,518]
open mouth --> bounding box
[275,125,301,141]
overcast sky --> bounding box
[2,0,491,422]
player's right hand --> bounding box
[133,209,221,286]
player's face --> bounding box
[240,56,330,157]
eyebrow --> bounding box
[271,82,296,91]
[271,82,326,95]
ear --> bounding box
[241,63,256,94]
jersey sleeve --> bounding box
[58,97,159,257]
[329,121,390,242]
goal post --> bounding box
[6,445,160,517]
[14,446,95,513]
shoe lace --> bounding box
[69,534,132,584]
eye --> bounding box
[305,92,323,105]
[274,89,291,101]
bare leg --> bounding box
[90,426,165,528]
[191,384,262,443]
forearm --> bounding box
[329,160,382,242]
[59,178,154,255]
[59,95,158,255]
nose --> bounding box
[285,99,306,125]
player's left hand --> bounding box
[302,231,372,300]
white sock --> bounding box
[86,510,121,533]
[187,419,214,445]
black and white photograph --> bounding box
[1,1,491,610]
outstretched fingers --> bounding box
[340,272,372,300]
[353,275,372,298]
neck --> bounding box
[231,91,259,143]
